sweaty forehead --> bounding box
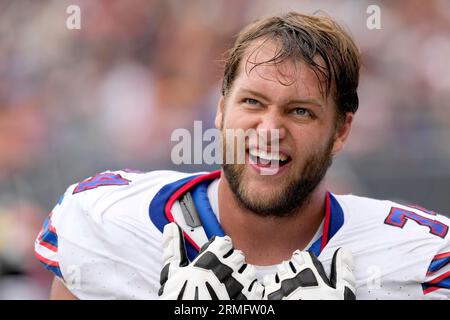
[236,39,327,101]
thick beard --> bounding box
[222,138,334,218]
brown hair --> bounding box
[222,12,361,118]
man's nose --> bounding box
[255,109,286,142]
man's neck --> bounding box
[217,174,327,265]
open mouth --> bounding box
[248,148,292,168]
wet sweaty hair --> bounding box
[221,12,361,122]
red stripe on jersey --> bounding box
[35,251,59,267]
[423,286,441,295]
[428,270,450,284]
[321,192,331,251]
[434,251,450,260]
[48,224,57,234]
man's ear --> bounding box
[215,95,225,130]
[331,112,353,155]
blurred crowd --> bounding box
[0,0,449,299]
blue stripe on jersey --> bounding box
[191,181,225,239]
[307,193,345,257]
[308,238,322,257]
[328,193,345,240]
[422,277,450,292]
[57,194,65,205]
[434,277,450,289]
[436,277,450,289]
[41,263,63,278]
[41,229,58,248]
[428,256,450,274]
[41,217,58,248]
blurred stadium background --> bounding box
[0,0,449,299]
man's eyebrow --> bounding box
[239,88,271,101]
[239,88,324,108]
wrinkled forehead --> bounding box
[237,38,329,99]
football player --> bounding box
[35,12,450,300]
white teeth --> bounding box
[249,149,289,161]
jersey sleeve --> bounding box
[34,183,79,280]
[34,169,187,299]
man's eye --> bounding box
[243,98,259,105]
[292,108,311,117]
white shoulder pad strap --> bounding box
[171,192,209,252]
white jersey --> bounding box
[35,169,450,300]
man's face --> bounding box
[216,40,352,218]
